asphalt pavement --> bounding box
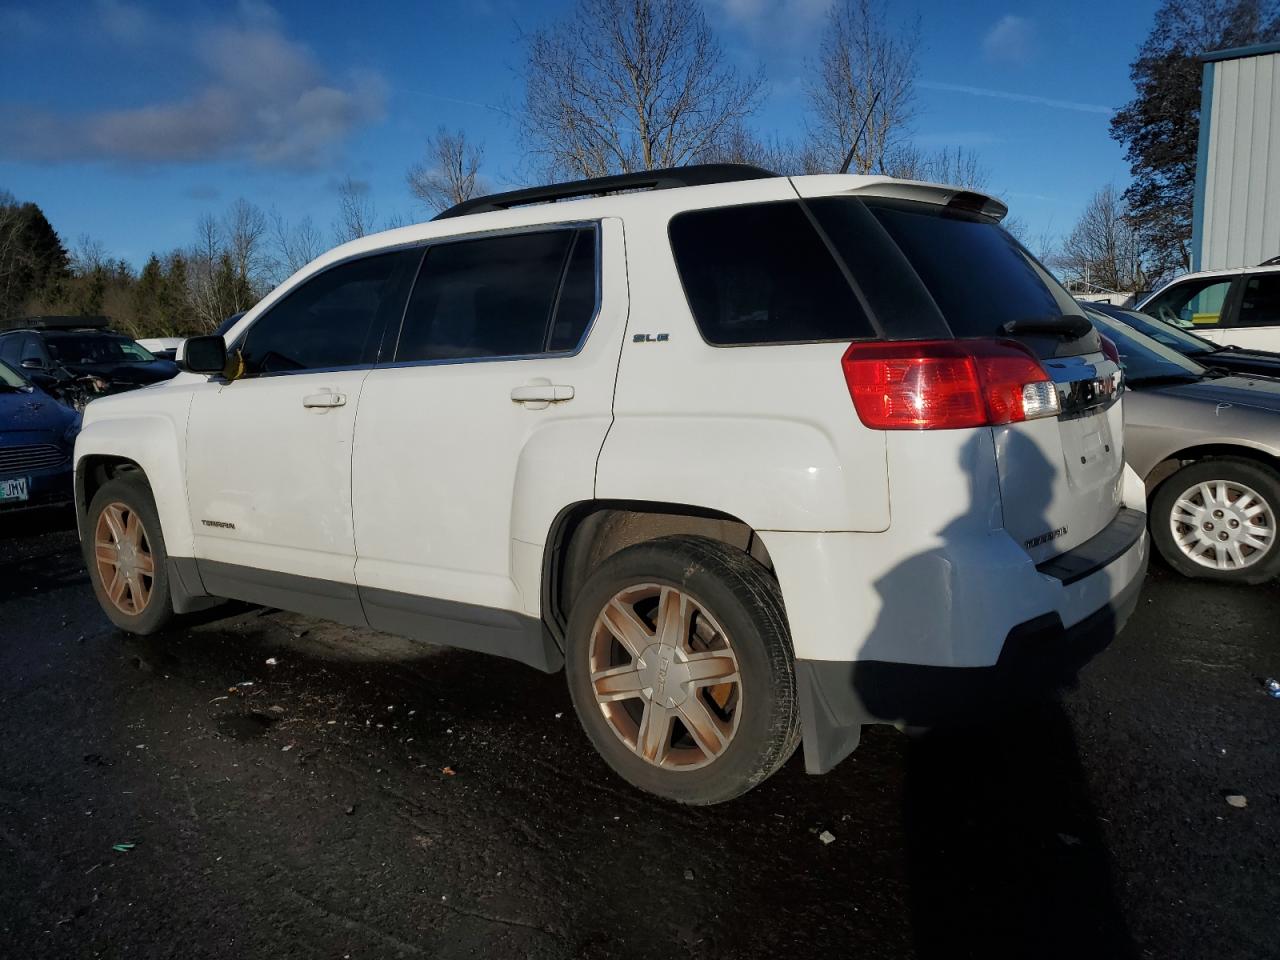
[0,507,1276,960]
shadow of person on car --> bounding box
[854,430,1136,959]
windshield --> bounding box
[0,359,30,389]
[1089,312,1207,382]
[44,333,156,364]
[1107,308,1217,356]
[856,199,1083,337]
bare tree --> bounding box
[522,0,764,178]
[223,198,269,294]
[1003,216,1059,266]
[883,145,989,190]
[407,127,484,213]
[808,0,920,174]
[70,234,109,274]
[334,176,376,243]
[1055,185,1158,293]
[696,123,825,176]
[269,210,324,284]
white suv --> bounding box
[74,166,1149,804]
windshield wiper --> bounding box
[1126,372,1203,386]
[1001,314,1092,339]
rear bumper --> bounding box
[791,509,1149,774]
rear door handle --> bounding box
[511,383,574,408]
[302,392,346,409]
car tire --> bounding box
[1150,457,1280,585]
[564,535,801,804]
[83,471,175,634]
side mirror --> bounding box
[177,335,227,374]
[20,357,44,370]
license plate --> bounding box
[0,478,29,502]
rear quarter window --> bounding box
[668,201,874,345]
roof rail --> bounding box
[433,163,778,221]
[1,315,111,332]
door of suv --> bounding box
[185,249,419,621]
[351,220,626,659]
[1226,272,1280,350]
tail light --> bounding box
[1099,334,1121,366]
[842,339,1061,430]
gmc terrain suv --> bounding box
[74,165,1148,804]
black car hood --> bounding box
[61,359,180,385]
[1144,374,1280,414]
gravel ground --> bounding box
[0,506,1276,960]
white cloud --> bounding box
[982,14,1035,66]
[920,80,1114,115]
[706,0,829,40]
[0,5,385,170]
[95,0,151,43]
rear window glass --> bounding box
[668,201,874,345]
[861,199,1078,338]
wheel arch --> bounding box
[1144,442,1280,497]
[539,499,775,648]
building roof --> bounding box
[1200,41,1280,64]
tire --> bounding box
[1150,457,1280,585]
[564,535,801,804]
[83,472,175,634]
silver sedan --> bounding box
[1089,309,1280,584]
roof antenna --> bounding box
[838,89,882,175]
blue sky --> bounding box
[0,0,1160,267]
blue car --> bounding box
[0,359,80,512]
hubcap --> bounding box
[94,501,155,615]
[1169,479,1275,571]
[588,583,741,770]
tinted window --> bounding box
[0,336,20,366]
[1144,277,1233,329]
[395,229,585,362]
[1238,274,1280,328]
[0,359,27,388]
[862,199,1077,339]
[548,231,597,352]
[44,334,154,363]
[668,201,873,345]
[1091,313,1205,382]
[239,250,418,376]
[1102,308,1215,355]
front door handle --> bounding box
[302,392,346,409]
[511,382,574,410]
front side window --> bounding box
[0,336,20,366]
[669,201,874,345]
[1237,274,1280,327]
[394,227,596,363]
[238,249,419,376]
[1144,277,1233,329]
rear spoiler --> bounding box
[789,175,1009,222]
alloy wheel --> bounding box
[93,501,155,615]
[588,583,741,770]
[1169,479,1275,571]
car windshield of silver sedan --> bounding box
[1090,312,1208,384]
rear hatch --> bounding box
[803,190,1124,562]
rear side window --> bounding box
[860,199,1077,339]
[1144,277,1233,329]
[395,227,595,363]
[239,250,419,376]
[1238,274,1280,328]
[669,201,874,345]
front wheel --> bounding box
[564,535,801,805]
[1150,458,1280,584]
[83,472,175,633]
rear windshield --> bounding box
[668,201,875,345]
[45,334,155,363]
[1090,313,1206,383]
[856,198,1080,338]
[1106,308,1215,356]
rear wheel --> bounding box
[1150,458,1280,584]
[84,473,174,633]
[564,535,800,804]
